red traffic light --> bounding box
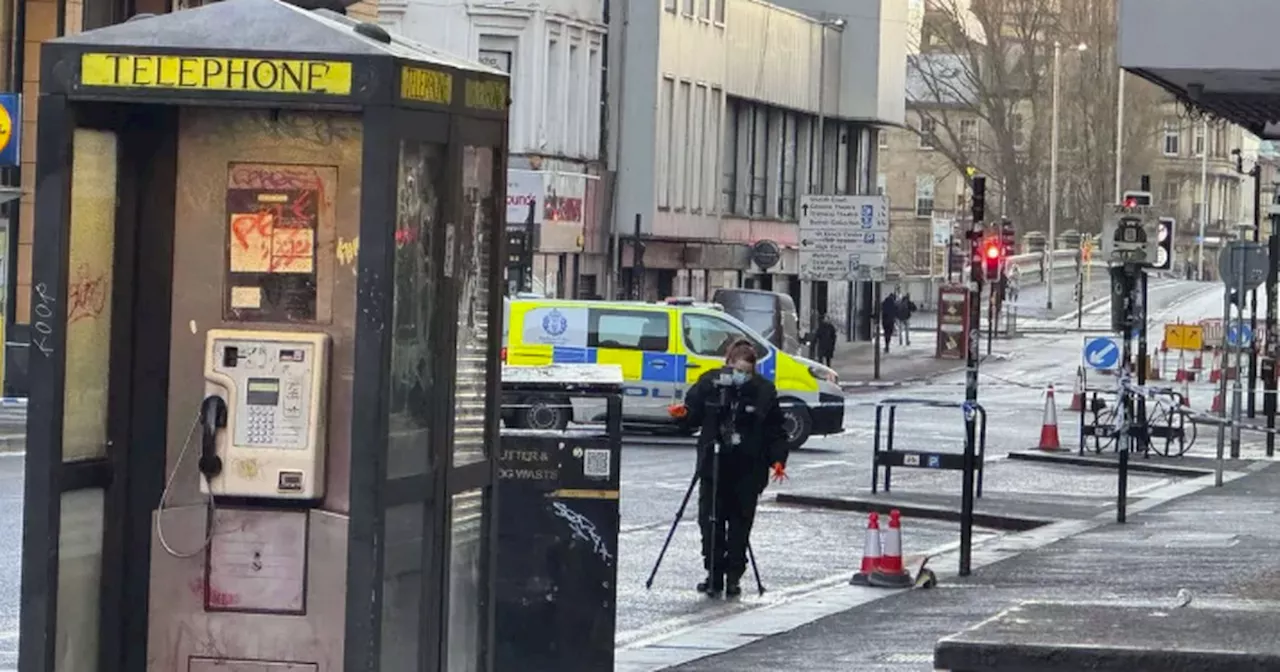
[1124,197,1138,208]
[985,243,1001,259]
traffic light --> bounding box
[1153,217,1174,270]
[971,176,986,224]
[982,237,1002,280]
[1122,190,1152,208]
[999,218,1016,256]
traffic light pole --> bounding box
[1248,172,1261,418]
[1265,222,1278,457]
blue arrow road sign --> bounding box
[1227,322,1254,347]
[1083,337,1122,371]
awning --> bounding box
[1119,0,1280,138]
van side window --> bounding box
[589,310,670,351]
[682,314,763,358]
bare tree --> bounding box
[907,0,1165,238]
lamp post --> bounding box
[1047,41,1087,312]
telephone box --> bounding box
[19,1,509,670]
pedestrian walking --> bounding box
[881,292,897,354]
[676,340,790,597]
[896,293,917,346]
[816,314,837,367]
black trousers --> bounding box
[697,462,761,580]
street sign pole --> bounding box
[873,281,882,380]
[1232,239,1247,459]
[1136,270,1148,434]
[1216,279,1230,484]
[1266,221,1279,457]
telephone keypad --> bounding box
[246,406,276,444]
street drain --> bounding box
[876,652,934,663]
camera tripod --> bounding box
[644,383,766,597]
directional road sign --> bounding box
[798,194,890,282]
[1227,321,1254,348]
[1217,241,1269,293]
[1163,323,1203,351]
[1082,336,1122,371]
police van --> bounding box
[502,297,845,450]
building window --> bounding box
[779,111,799,219]
[707,87,722,213]
[546,38,562,149]
[658,77,674,208]
[918,116,936,149]
[876,172,886,196]
[714,0,725,22]
[749,106,767,217]
[877,129,888,149]
[683,0,694,16]
[699,0,710,20]
[567,43,582,156]
[960,118,978,151]
[721,97,738,213]
[1163,121,1180,156]
[1011,113,1026,149]
[675,80,692,209]
[691,84,707,211]
[1163,180,1179,203]
[664,0,676,11]
[1194,124,1205,157]
[915,175,935,218]
[588,45,601,158]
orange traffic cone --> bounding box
[1038,384,1063,451]
[1069,366,1085,412]
[1193,351,1204,372]
[869,509,913,588]
[1211,389,1224,413]
[1210,351,1223,384]
[849,512,882,586]
[1147,349,1161,380]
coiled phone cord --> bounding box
[154,409,219,558]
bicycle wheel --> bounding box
[1089,404,1118,453]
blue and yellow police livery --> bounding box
[502,298,845,450]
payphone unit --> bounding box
[201,329,332,500]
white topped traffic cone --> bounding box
[1038,384,1062,451]
[869,510,913,588]
[850,512,882,586]
[1069,366,1085,412]
[1175,349,1193,382]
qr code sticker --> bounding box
[583,448,611,478]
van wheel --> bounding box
[780,400,812,451]
[518,394,571,431]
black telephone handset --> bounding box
[198,395,228,479]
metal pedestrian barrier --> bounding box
[869,397,986,576]
[871,398,987,498]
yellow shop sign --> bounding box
[79,53,353,95]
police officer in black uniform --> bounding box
[679,339,790,597]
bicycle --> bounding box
[1084,388,1196,457]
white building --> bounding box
[609,0,906,334]
[379,0,609,298]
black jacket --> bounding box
[681,368,790,492]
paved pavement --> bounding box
[830,273,1114,388]
[662,459,1278,671]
